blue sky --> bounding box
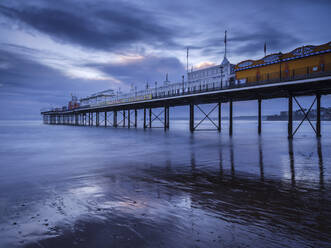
[0,0,330,119]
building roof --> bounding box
[235,41,331,72]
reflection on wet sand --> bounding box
[218,146,223,178]
[258,137,264,182]
[12,138,331,248]
[317,138,324,189]
[141,142,331,247]
[1,121,330,248]
[288,139,296,186]
[229,138,235,178]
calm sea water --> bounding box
[0,119,330,248]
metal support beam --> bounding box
[316,94,321,137]
[218,102,221,132]
[114,110,117,127]
[229,100,233,136]
[166,106,170,129]
[143,108,146,129]
[164,106,170,131]
[105,112,107,127]
[123,110,126,127]
[164,106,167,131]
[288,95,293,139]
[128,109,131,128]
[190,103,194,132]
[149,108,152,128]
[258,98,262,134]
[134,109,137,128]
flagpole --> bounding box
[264,42,267,57]
[224,30,227,58]
[186,47,189,74]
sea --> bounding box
[0,119,330,248]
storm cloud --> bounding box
[0,2,181,52]
[0,0,330,119]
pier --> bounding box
[41,69,331,138]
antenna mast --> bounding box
[224,30,227,58]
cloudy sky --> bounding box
[0,0,330,119]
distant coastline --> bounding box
[266,107,331,121]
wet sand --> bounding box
[0,120,330,247]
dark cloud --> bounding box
[200,23,300,59]
[0,47,186,119]
[0,0,330,119]
[0,2,181,52]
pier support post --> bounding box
[105,112,107,127]
[218,102,221,132]
[229,100,233,136]
[167,106,170,129]
[258,98,262,134]
[123,110,126,127]
[134,109,137,128]
[114,110,117,127]
[144,108,147,129]
[88,112,91,126]
[128,109,131,128]
[149,108,152,128]
[96,112,100,127]
[164,106,170,131]
[316,94,321,137]
[288,95,293,139]
[190,103,194,132]
[164,106,167,131]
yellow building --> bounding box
[235,41,331,83]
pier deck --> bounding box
[41,74,331,138]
